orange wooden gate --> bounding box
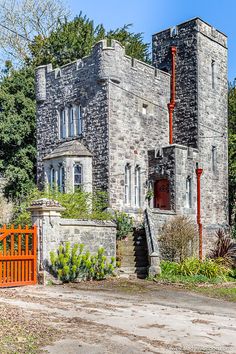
[0,225,37,287]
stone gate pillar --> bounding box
[28,198,65,281]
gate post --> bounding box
[28,198,65,284]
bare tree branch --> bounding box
[0,0,70,65]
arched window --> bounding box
[60,108,66,139]
[76,105,83,135]
[68,106,75,137]
[49,166,55,189]
[185,176,192,208]
[125,164,131,205]
[58,165,65,193]
[74,164,82,191]
[134,166,141,207]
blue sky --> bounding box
[67,0,235,82]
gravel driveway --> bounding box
[0,280,235,353]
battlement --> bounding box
[153,17,227,48]
[35,39,170,102]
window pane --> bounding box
[125,164,131,205]
[69,107,74,137]
[74,164,82,189]
[76,105,83,135]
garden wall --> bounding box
[28,199,116,273]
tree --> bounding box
[28,14,150,67]
[0,64,36,200]
[0,14,150,200]
[0,0,69,65]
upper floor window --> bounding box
[76,105,83,135]
[211,60,215,89]
[185,176,192,208]
[58,165,65,193]
[134,166,141,207]
[212,146,217,172]
[60,108,66,139]
[74,164,82,191]
[125,164,131,205]
[68,106,75,137]
[59,104,83,140]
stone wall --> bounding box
[107,46,170,210]
[35,42,111,192]
[152,18,228,252]
[36,39,171,212]
[153,19,199,148]
[29,199,116,270]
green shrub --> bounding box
[160,257,230,281]
[159,216,198,262]
[50,242,115,282]
[114,211,133,240]
[208,229,236,268]
[12,188,112,226]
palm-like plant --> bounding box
[209,229,236,267]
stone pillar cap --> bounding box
[28,198,66,211]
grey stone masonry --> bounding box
[36,17,229,258]
[28,198,116,271]
[152,18,228,253]
[36,39,170,212]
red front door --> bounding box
[154,179,170,210]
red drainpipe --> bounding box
[168,46,177,145]
[196,168,203,260]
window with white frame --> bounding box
[74,164,82,191]
[60,108,66,139]
[68,106,75,137]
[125,164,131,205]
[134,166,141,207]
[58,165,65,193]
[49,166,55,189]
[185,176,192,208]
[76,105,83,135]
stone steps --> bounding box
[117,229,149,279]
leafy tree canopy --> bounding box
[0,65,36,200]
[0,12,150,201]
[28,13,150,67]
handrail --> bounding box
[144,207,159,255]
[144,207,160,276]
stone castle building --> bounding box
[35,18,228,256]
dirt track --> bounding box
[0,280,235,353]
